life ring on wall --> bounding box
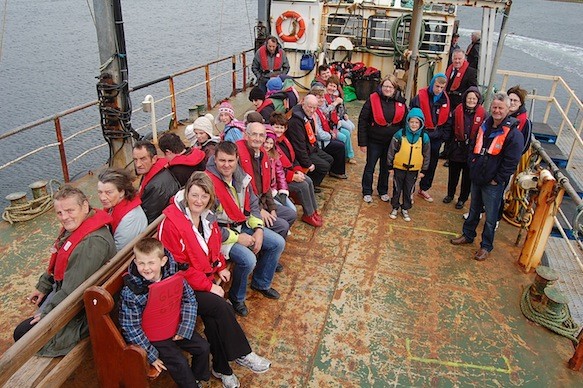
[276,10,306,43]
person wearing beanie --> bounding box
[444,86,486,209]
[410,73,451,203]
[216,101,246,143]
[191,113,220,164]
[387,108,430,222]
[266,77,283,95]
[507,85,532,154]
[265,77,290,114]
[249,86,275,123]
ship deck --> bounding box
[1,96,582,386]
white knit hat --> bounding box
[192,113,215,138]
[184,124,196,146]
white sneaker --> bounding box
[389,209,398,219]
[235,352,271,373]
[212,369,240,388]
[401,209,411,222]
[363,195,373,203]
[380,194,390,202]
[495,221,500,230]
[463,212,483,220]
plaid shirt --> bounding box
[119,251,197,364]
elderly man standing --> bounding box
[466,31,481,70]
[252,36,290,93]
[133,140,180,223]
[236,122,297,239]
[206,142,285,317]
[446,49,477,109]
[286,94,334,189]
[450,93,524,261]
[14,186,117,356]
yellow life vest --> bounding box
[393,134,423,171]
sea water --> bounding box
[0,0,581,202]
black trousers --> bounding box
[391,169,418,211]
[195,291,252,375]
[152,335,210,387]
[419,138,442,191]
[447,160,471,202]
[322,139,346,175]
[308,148,333,186]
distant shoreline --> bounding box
[547,0,583,3]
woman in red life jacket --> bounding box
[507,85,533,155]
[97,168,147,250]
[444,86,486,210]
[357,75,408,203]
[323,76,356,164]
[158,172,271,387]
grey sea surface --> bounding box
[0,0,581,203]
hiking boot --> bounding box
[418,190,434,203]
[474,248,489,261]
[235,352,271,373]
[363,195,373,203]
[401,209,411,222]
[229,297,248,317]
[389,209,398,219]
[211,369,240,388]
[250,285,280,299]
[443,196,453,204]
[450,235,472,245]
[380,194,390,202]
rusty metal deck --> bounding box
[1,98,582,386]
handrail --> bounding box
[0,218,162,386]
[0,48,254,183]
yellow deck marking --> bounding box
[390,224,459,237]
[405,338,513,374]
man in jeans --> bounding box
[206,142,285,316]
[450,93,523,261]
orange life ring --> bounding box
[275,10,306,43]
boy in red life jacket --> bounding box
[119,238,210,388]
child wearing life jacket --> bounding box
[215,101,245,143]
[185,113,220,164]
[263,129,297,214]
[119,237,210,388]
[387,108,430,222]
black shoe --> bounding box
[455,200,465,209]
[250,285,280,299]
[275,263,284,273]
[229,298,249,316]
[443,196,453,204]
[314,187,322,193]
[443,161,449,167]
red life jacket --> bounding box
[370,93,406,126]
[259,45,283,72]
[418,88,450,129]
[445,60,469,92]
[205,171,250,223]
[304,117,317,145]
[108,196,142,233]
[256,98,274,113]
[168,148,205,168]
[515,111,528,132]
[453,104,487,141]
[235,140,271,195]
[138,158,168,197]
[315,108,333,133]
[473,124,512,156]
[276,136,295,169]
[162,204,226,276]
[47,209,112,281]
[324,94,341,125]
[141,273,184,342]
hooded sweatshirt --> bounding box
[409,73,452,142]
[387,108,431,172]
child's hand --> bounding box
[152,359,167,372]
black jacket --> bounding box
[446,66,478,109]
[141,168,180,224]
[286,104,319,168]
[357,90,408,147]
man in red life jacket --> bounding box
[158,132,206,187]
[14,186,117,356]
[251,36,290,93]
[446,49,477,109]
[133,140,180,224]
[120,238,210,387]
[451,93,524,261]
[236,122,297,239]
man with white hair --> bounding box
[466,31,481,70]
[450,92,523,261]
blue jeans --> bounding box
[228,226,285,302]
[361,141,390,196]
[462,183,505,252]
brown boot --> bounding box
[450,235,472,245]
[474,248,489,261]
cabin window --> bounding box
[326,14,363,45]
[366,16,401,49]
[419,20,449,54]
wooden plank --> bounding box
[3,355,59,388]
[35,338,91,388]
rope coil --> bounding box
[2,180,62,224]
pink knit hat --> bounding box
[216,101,235,123]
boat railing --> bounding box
[0,219,161,386]
[0,48,254,187]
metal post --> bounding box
[205,65,212,110]
[404,0,424,104]
[54,117,70,182]
[484,3,511,111]
[231,55,237,96]
[141,95,158,144]
[242,53,248,91]
[168,77,178,129]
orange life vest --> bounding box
[418,88,450,130]
[141,273,184,342]
[473,124,512,156]
[370,93,406,126]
